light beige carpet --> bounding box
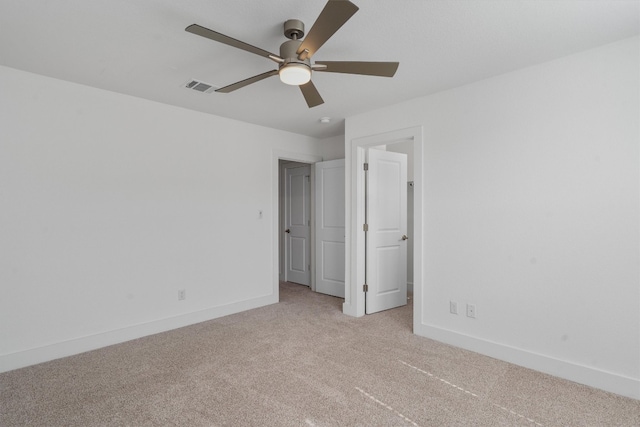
[1,282,638,426]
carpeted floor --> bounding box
[1,282,638,426]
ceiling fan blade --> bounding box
[314,61,399,77]
[186,24,279,60]
[299,81,324,108]
[216,70,279,93]
[297,0,359,59]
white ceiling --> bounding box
[0,1,638,139]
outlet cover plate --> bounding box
[466,304,476,318]
[450,301,458,315]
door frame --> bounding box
[272,150,323,301]
[344,126,424,326]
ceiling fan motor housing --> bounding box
[279,39,311,71]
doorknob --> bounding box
[285,229,291,233]
[401,234,408,240]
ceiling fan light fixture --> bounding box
[186,0,398,107]
[279,63,311,86]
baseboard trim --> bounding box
[0,293,278,374]
[414,323,639,400]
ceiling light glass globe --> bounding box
[279,63,311,86]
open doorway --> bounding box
[277,158,346,300]
[277,154,345,299]
[273,151,347,304]
[271,150,322,302]
[344,126,423,323]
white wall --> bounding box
[318,134,345,161]
[345,37,640,399]
[0,66,322,371]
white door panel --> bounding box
[321,241,345,282]
[315,159,345,298]
[366,150,407,314]
[290,237,307,272]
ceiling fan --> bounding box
[185,0,399,108]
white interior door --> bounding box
[285,165,311,285]
[365,149,408,314]
[315,159,345,298]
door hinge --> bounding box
[363,223,368,232]
[363,284,369,292]
[363,162,369,171]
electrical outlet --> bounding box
[466,304,476,318]
[178,289,186,301]
[450,301,458,315]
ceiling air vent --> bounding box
[183,79,218,94]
